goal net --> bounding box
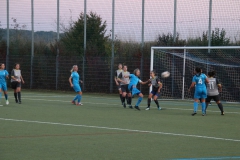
[151,46,240,102]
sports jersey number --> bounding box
[198,78,202,84]
[209,82,214,89]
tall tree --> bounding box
[60,12,109,56]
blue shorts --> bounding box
[0,82,7,91]
[150,90,159,97]
[73,84,81,92]
[194,88,207,99]
[129,85,140,96]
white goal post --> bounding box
[150,46,240,102]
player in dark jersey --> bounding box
[206,71,224,115]
[145,70,162,110]
[118,65,132,108]
[115,63,123,104]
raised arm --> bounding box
[139,79,150,85]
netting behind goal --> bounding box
[151,46,240,102]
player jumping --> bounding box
[127,68,149,110]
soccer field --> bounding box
[0,90,240,160]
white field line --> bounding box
[18,97,240,114]
[0,118,239,142]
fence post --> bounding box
[171,54,175,98]
[30,0,34,89]
[110,0,115,93]
[182,48,186,100]
[82,0,87,91]
[208,0,212,54]
[140,0,145,90]
[56,0,60,90]
[6,0,9,71]
[173,0,177,43]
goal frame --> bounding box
[150,46,240,100]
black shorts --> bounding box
[11,81,21,89]
[120,84,130,93]
[116,85,121,91]
[206,95,220,102]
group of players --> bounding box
[69,64,224,116]
[188,67,224,116]
[69,63,162,110]
[0,63,24,105]
[114,63,162,111]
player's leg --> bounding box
[201,98,206,116]
[134,92,143,110]
[76,91,83,105]
[11,82,18,103]
[2,83,9,105]
[72,85,81,105]
[146,93,153,110]
[126,85,132,108]
[0,84,2,106]
[205,96,212,114]
[200,89,207,116]
[118,86,123,104]
[121,92,127,108]
[192,90,200,116]
[16,82,22,104]
[153,94,161,110]
[76,86,83,105]
[214,95,224,115]
[121,85,127,108]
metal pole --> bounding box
[56,0,60,90]
[83,0,87,91]
[140,0,145,90]
[171,54,175,98]
[173,0,177,43]
[30,0,34,89]
[110,0,115,93]
[149,48,154,93]
[208,0,212,53]
[6,0,9,71]
[182,48,186,100]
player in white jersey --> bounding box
[11,63,25,104]
[115,63,123,104]
[117,65,132,108]
[206,71,224,115]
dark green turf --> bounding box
[0,90,240,160]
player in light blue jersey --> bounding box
[0,63,9,105]
[188,67,209,116]
[69,65,83,105]
[127,68,149,110]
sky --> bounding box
[0,0,240,41]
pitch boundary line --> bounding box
[0,118,240,142]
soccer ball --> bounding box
[161,71,170,78]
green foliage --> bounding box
[211,28,230,46]
[60,12,109,56]
[187,28,230,46]
[156,33,186,46]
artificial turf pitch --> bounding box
[0,90,240,160]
